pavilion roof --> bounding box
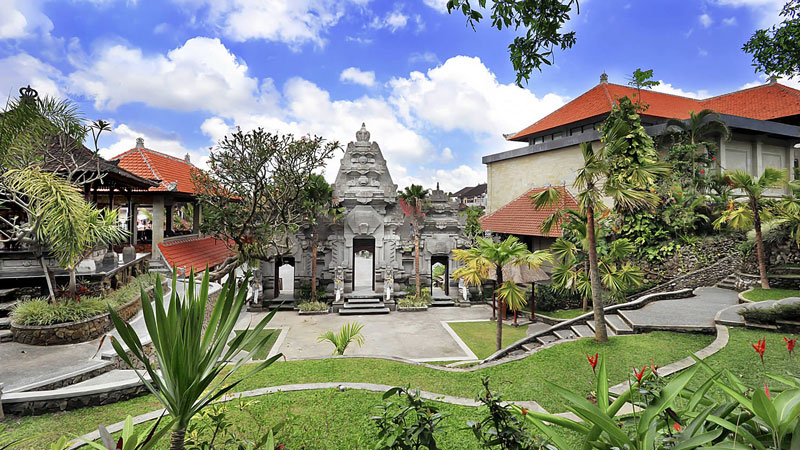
[158,236,235,274]
[479,185,578,238]
[110,146,202,195]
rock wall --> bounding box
[637,234,744,287]
[633,253,743,297]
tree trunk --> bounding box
[414,229,421,298]
[169,428,186,450]
[40,257,56,302]
[69,268,77,297]
[753,202,770,289]
[585,205,609,342]
[530,283,535,321]
[311,227,318,300]
[582,260,589,312]
[496,266,504,351]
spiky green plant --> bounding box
[399,184,430,298]
[109,269,280,450]
[317,321,365,355]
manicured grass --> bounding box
[448,320,528,359]
[741,287,800,302]
[229,329,279,360]
[5,331,712,448]
[540,308,586,320]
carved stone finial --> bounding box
[135,137,145,149]
[19,85,38,103]
[600,73,608,84]
[356,123,370,142]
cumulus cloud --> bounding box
[713,0,785,27]
[699,13,713,28]
[0,53,65,99]
[651,81,711,99]
[340,67,376,87]
[100,123,211,169]
[171,0,368,47]
[421,0,448,13]
[370,10,409,32]
[440,147,454,162]
[69,37,277,117]
[722,16,738,25]
[0,0,53,40]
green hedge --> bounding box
[12,273,159,326]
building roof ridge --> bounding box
[506,85,607,140]
[138,146,197,167]
[136,147,164,188]
[699,82,773,102]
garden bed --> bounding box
[10,274,165,345]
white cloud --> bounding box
[422,0,448,13]
[722,16,738,25]
[433,165,484,192]
[0,0,53,40]
[409,51,438,64]
[699,13,713,28]
[651,81,710,99]
[340,67,376,87]
[713,0,785,27]
[69,37,277,117]
[741,74,800,90]
[440,147,454,162]
[0,53,65,99]
[172,0,368,47]
[388,56,566,137]
[100,123,211,169]
[371,10,409,32]
[698,47,709,57]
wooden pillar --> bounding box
[126,192,136,245]
[192,202,201,235]
[165,204,173,238]
[152,196,165,260]
[107,187,115,210]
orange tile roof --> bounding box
[158,236,235,274]
[479,186,579,238]
[509,81,800,141]
[110,147,201,194]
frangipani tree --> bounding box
[301,174,343,300]
[452,236,551,352]
[399,184,430,298]
[714,168,788,289]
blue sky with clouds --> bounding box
[0,0,795,192]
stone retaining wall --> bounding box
[633,254,742,297]
[3,383,150,416]
[735,272,800,290]
[637,234,743,287]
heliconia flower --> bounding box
[753,337,766,364]
[650,359,659,377]
[784,337,796,356]
[764,381,771,399]
[633,366,647,383]
[700,170,705,174]
[673,422,683,432]
[521,407,528,416]
[587,353,598,374]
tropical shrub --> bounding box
[532,284,582,312]
[185,399,282,450]
[298,301,328,312]
[296,282,326,303]
[739,301,800,325]
[372,386,450,450]
[317,321,365,355]
[12,273,158,325]
[76,414,171,450]
[397,296,429,308]
[468,377,544,449]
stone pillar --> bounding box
[152,197,165,260]
[165,204,173,238]
[755,138,763,176]
[192,202,201,235]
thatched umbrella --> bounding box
[488,264,550,325]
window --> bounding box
[553,131,563,139]
[570,126,582,136]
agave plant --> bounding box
[109,269,281,450]
[318,321,365,355]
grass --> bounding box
[448,320,528,359]
[4,331,712,448]
[540,308,586,320]
[741,287,800,302]
[229,329,279,360]
[11,273,159,326]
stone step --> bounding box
[346,298,385,304]
[430,300,455,307]
[339,307,390,315]
[0,301,16,317]
[0,288,17,300]
[604,314,633,334]
[536,334,559,345]
[554,329,577,340]
[586,320,617,336]
[521,342,540,352]
[345,291,384,300]
[343,301,386,309]
[0,317,10,330]
[571,324,594,338]
[0,329,12,342]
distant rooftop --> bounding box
[110,138,201,195]
[479,186,578,238]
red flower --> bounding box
[753,337,766,363]
[633,366,647,383]
[673,422,683,432]
[521,407,528,416]
[650,359,659,377]
[764,381,771,399]
[700,170,705,174]
[712,157,716,161]
[587,353,598,374]
[785,337,796,356]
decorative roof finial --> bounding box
[436,182,440,191]
[356,122,370,142]
[600,73,608,84]
[19,85,38,104]
[135,137,145,149]
[768,75,779,85]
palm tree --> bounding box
[109,269,280,450]
[714,168,788,289]
[302,174,343,300]
[399,184,430,298]
[452,236,550,352]
[662,109,730,191]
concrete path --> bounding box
[237,306,495,362]
[618,287,739,332]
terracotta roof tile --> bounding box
[479,186,578,237]
[110,147,201,194]
[509,82,800,141]
[158,236,235,274]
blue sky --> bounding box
[0,0,795,192]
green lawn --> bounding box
[229,329,279,360]
[741,287,800,302]
[540,308,586,320]
[448,320,528,359]
[4,331,713,448]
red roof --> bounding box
[509,81,800,141]
[111,146,201,194]
[158,236,235,274]
[479,186,579,238]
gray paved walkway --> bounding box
[619,287,739,331]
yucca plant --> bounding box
[109,269,281,450]
[317,321,365,355]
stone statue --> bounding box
[384,267,394,301]
[334,266,345,302]
[458,278,468,303]
[250,267,263,306]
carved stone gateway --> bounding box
[260,124,466,311]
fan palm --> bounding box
[109,269,280,450]
[399,184,430,298]
[302,174,343,300]
[452,236,550,352]
[713,168,788,289]
[317,321,365,355]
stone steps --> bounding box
[570,324,594,338]
[554,329,577,340]
[430,299,455,307]
[0,300,16,318]
[716,274,737,291]
[536,334,558,345]
[342,301,388,309]
[587,320,616,336]
[0,329,12,342]
[339,307,390,315]
[604,314,633,334]
[521,342,540,352]
[0,317,10,330]
[339,296,390,315]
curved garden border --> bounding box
[11,283,168,346]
